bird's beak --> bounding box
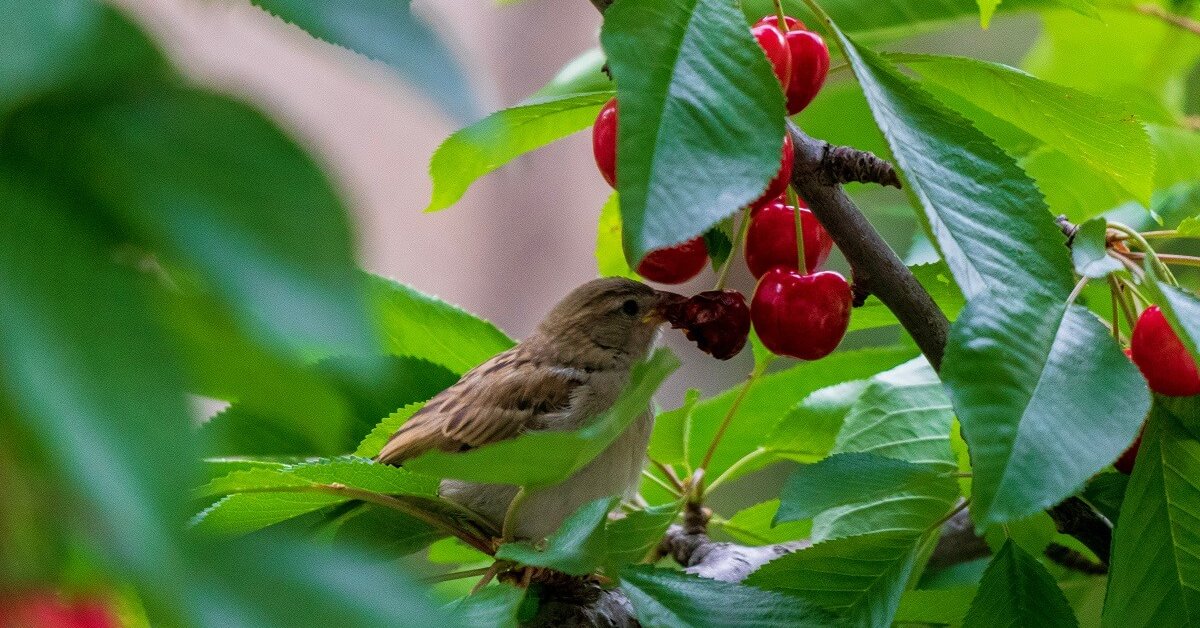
[646,290,687,323]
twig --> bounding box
[1135,3,1200,37]
[425,566,495,583]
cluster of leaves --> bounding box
[5,0,1200,627]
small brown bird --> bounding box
[376,277,680,540]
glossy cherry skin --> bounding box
[751,267,851,360]
[750,134,794,210]
[755,15,829,114]
[636,237,709,284]
[663,289,751,360]
[592,98,618,187]
[744,196,833,278]
[1131,305,1200,396]
[751,22,791,88]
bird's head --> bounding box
[532,277,684,365]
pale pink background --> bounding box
[116,0,746,401]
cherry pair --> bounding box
[751,15,831,115]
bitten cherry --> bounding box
[662,290,751,360]
[751,22,791,87]
[744,196,833,278]
[1131,305,1200,396]
[754,16,830,114]
[751,267,851,360]
[593,98,618,187]
[636,237,709,284]
[751,133,794,210]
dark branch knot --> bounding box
[820,143,903,189]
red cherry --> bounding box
[662,290,751,360]
[755,15,807,31]
[636,237,709,284]
[592,98,618,187]
[744,196,833,278]
[783,29,830,114]
[1131,305,1200,396]
[751,22,791,88]
[750,267,851,360]
[750,133,794,210]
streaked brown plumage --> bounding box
[376,277,678,540]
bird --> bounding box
[375,277,681,541]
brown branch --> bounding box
[1048,496,1112,565]
[786,121,950,369]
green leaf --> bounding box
[75,88,377,356]
[833,25,1073,299]
[813,359,960,540]
[1103,398,1200,627]
[1178,216,1200,237]
[895,587,976,626]
[426,91,612,212]
[596,192,639,280]
[605,500,682,571]
[199,355,457,456]
[0,173,193,587]
[1071,217,1123,279]
[189,535,457,627]
[404,349,679,487]
[745,530,928,627]
[943,289,1151,526]
[684,346,917,488]
[321,503,444,558]
[775,453,954,527]
[196,457,438,500]
[1081,472,1128,526]
[895,54,1152,204]
[496,497,613,576]
[764,380,869,466]
[964,540,1079,627]
[702,219,735,272]
[649,389,698,468]
[0,3,166,115]
[620,565,836,628]
[191,492,345,536]
[718,500,811,546]
[600,0,786,263]
[250,0,476,122]
[448,584,525,628]
[357,402,425,458]
[530,48,610,100]
[369,274,515,375]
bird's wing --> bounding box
[375,350,586,465]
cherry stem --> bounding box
[704,447,768,495]
[652,459,686,492]
[1126,251,1200,269]
[714,209,751,290]
[1107,221,1178,286]
[788,186,806,274]
[773,0,788,31]
[642,468,682,497]
[1118,275,1151,311]
[799,0,836,37]
[1114,229,1189,240]
[1066,275,1090,308]
[426,566,495,584]
[695,357,774,499]
[1109,275,1131,342]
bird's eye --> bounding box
[621,299,640,316]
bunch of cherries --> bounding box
[593,14,841,361]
